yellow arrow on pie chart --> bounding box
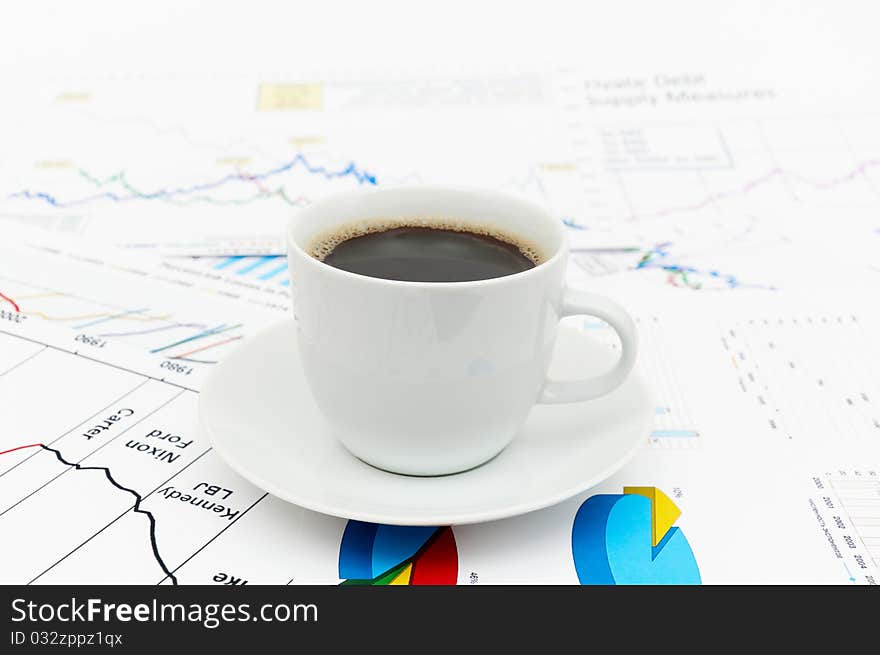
[624,486,682,547]
[388,562,413,585]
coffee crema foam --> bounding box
[308,218,546,265]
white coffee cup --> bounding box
[287,186,637,476]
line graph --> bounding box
[0,321,287,584]
[562,149,880,233]
[0,442,177,584]
[13,152,879,230]
[3,287,173,325]
[570,239,780,291]
[62,101,275,158]
[620,158,880,223]
[96,323,209,338]
[39,444,177,584]
[9,155,576,219]
[558,71,880,293]
[8,152,378,209]
[0,443,43,457]
[148,324,243,355]
[171,335,243,361]
[79,166,314,208]
[2,283,220,356]
[0,239,281,367]
[0,73,591,255]
[635,243,777,291]
[25,309,171,323]
[0,292,20,312]
[566,157,879,236]
[73,308,150,330]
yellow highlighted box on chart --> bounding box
[257,83,323,110]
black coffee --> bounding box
[317,226,538,282]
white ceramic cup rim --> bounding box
[286,185,568,289]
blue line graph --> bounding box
[148,323,239,354]
[8,153,377,208]
[562,217,588,230]
[97,322,208,338]
[73,307,149,329]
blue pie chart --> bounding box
[572,488,701,585]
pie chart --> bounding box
[571,486,701,585]
[338,521,458,585]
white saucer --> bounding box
[200,320,651,525]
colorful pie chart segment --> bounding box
[339,521,458,585]
[571,486,701,585]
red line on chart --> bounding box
[238,166,271,195]
[0,291,21,313]
[149,323,242,355]
[170,334,243,360]
[0,443,42,457]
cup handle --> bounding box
[538,288,638,404]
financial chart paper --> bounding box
[0,66,879,585]
[0,72,581,256]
